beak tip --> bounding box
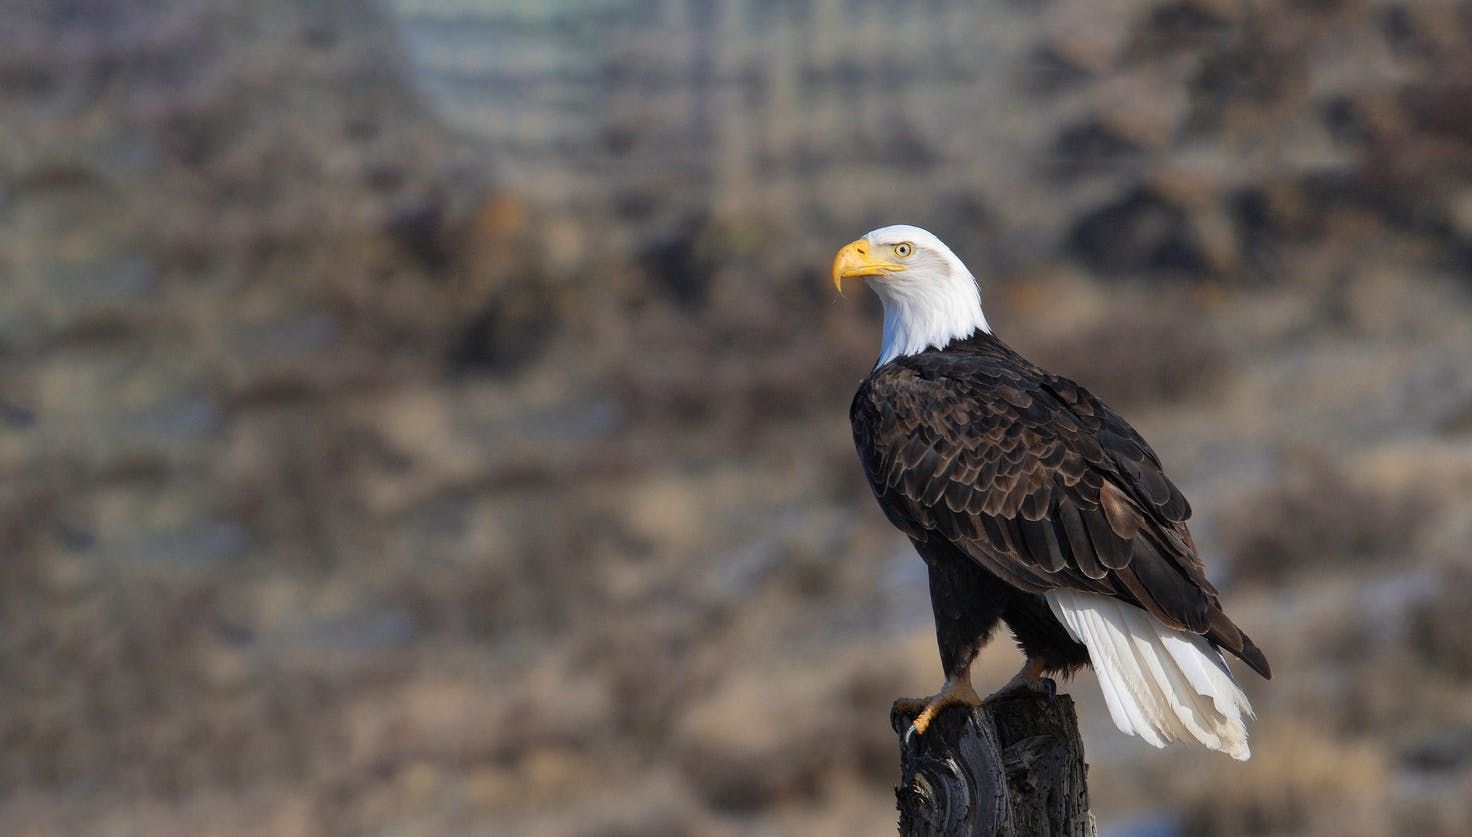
[831,238,867,296]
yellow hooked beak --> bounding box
[832,239,907,293]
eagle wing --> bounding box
[851,347,1271,678]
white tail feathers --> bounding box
[1045,589,1254,760]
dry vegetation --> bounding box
[1174,724,1394,836]
[1019,287,1236,410]
[4,1,1472,835]
[1216,456,1438,585]
[1407,561,1472,681]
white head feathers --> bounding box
[843,225,991,368]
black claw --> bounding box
[891,699,922,735]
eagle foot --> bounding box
[892,674,983,745]
[987,657,1056,701]
[990,675,1056,701]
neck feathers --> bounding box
[874,270,990,368]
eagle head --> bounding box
[832,224,991,367]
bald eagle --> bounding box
[835,225,1270,759]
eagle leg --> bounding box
[988,656,1055,700]
[893,668,983,742]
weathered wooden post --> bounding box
[893,686,1095,836]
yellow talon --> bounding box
[989,656,1050,699]
[896,672,983,737]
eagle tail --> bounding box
[1045,589,1253,760]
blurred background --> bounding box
[3,0,1472,834]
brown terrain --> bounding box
[2,0,1471,834]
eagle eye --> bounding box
[894,242,914,258]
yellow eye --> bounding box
[894,242,914,258]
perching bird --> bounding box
[835,225,1270,759]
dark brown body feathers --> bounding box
[851,331,1271,680]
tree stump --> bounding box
[893,686,1095,837]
